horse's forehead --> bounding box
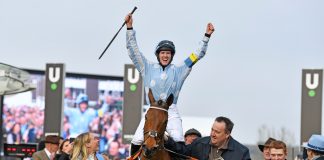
[146,107,167,119]
[148,107,165,114]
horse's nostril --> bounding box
[144,148,153,158]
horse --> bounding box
[128,89,196,160]
[139,89,174,160]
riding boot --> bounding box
[130,143,141,160]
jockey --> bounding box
[125,13,215,157]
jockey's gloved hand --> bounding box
[163,134,169,141]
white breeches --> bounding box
[131,104,184,145]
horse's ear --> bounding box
[166,94,174,107]
[148,88,155,104]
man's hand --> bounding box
[125,13,133,28]
[206,23,215,36]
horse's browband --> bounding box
[149,106,168,112]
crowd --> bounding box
[2,88,129,160]
[30,129,201,160]
[32,133,109,160]
[2,88,322,160]
[4,96,322,160]
[62,88,129,159]
[257,134,324,160]
[30,118,324,160]
[2,103,45,144]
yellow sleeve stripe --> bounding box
[184,53,199,68]
[189,53,198,63]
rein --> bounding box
[164,148,198,160]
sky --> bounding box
[1,0,324,145]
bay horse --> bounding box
[128,89,196,160]
[139,89,173,160]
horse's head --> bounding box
[142,89,173,158]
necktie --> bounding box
[50,153,55,160]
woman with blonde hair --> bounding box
[70,132,100,160]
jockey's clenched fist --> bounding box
[206,23,215,36]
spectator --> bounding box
[19,116,28,136]
[59,136,64,147]
[56,139,73,160]
[107,140,126,159]
[184,128,202,145]
[38,140,46,151]
[70,132,100,160]
[64,88,74,108]
[62,115,71,139]
[125,12,215,157]
[258,137,276,160]
[302,134,324,160]
[32,135,60,160]
[165,116,251,160]
[89,117,101,134]
[117,135,129,158]
[100,93,115,113]
[269,140,288,160]
[24,121,37,143]
[6,123,22,144]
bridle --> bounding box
[141,106,168,158]
[129,96,196,160]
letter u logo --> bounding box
[127,68,139,84]
[306,73,319,89]
[49,67,60,83]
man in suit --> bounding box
[32,135,60,160]
[165,116,251,160]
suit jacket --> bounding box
[165,136,251,160]
[315,156,324,160]
[32,150,50,160]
